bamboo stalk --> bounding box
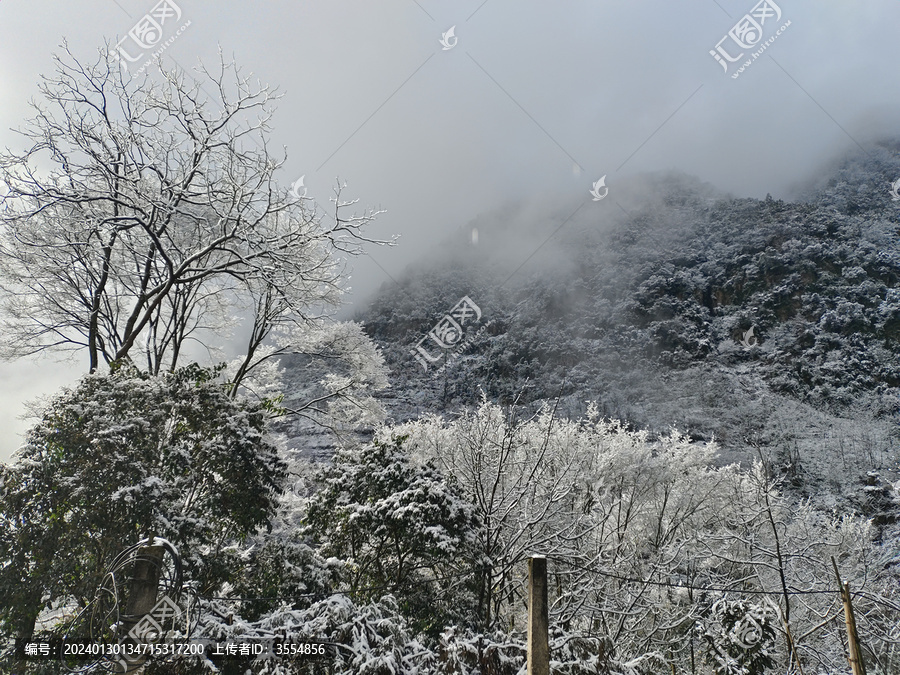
[832,557,866,675]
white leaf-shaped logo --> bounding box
[590,175,608,201]
[440,26,458,50]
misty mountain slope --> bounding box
[357,141,900,498]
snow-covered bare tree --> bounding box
[378,401,900,673]
[0,45,387,400]
[381,400,605,631]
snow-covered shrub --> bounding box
[435,626,525,675]
[164,594,430,675]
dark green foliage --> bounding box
[229,538,339,621]
[303,436,481,635]
[0,363,286,646]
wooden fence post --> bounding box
[832,557,866,675]
[528,556,550,675]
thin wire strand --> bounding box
[198,560,850,605]
[559,560,839,596]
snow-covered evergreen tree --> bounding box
[0,363,286,647]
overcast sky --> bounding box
[1,0,899,462]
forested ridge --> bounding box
[362,140,900,502]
